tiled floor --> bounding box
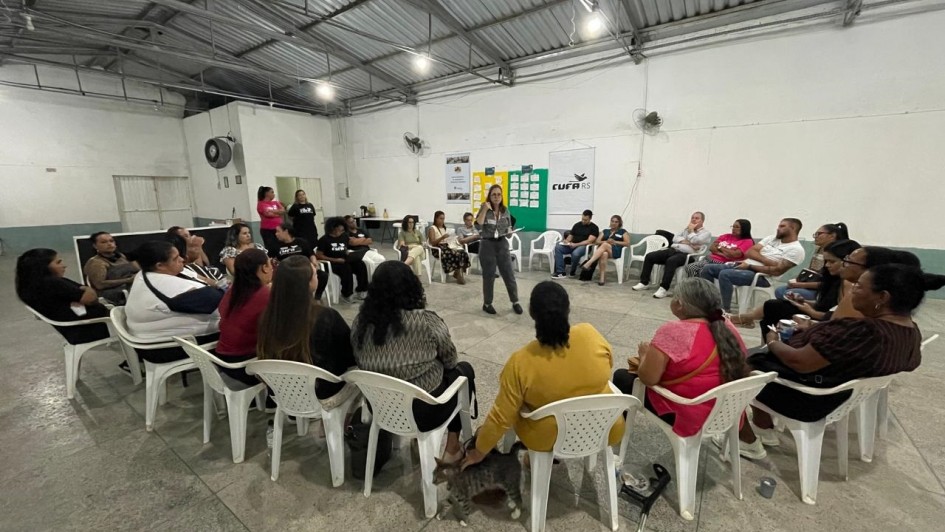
[2,251,944,531]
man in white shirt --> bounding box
[700,218,806,312]
[632,211,713,298]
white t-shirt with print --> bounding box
[744,236,805,268]
[125,271,220,340]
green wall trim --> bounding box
[0,222,123,257]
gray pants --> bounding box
[479,238,518,305]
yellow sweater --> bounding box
[475,323,625,453]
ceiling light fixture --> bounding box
[578,0,604,36]
[315,82,334,101]
[413,53,431,74]
[23,14,35,31]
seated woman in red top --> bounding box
[613,277,749,438]
[216,249,272,385]
[683,219,754,279]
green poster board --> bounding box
[507,168,547,232]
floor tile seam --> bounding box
[888,409,945,494]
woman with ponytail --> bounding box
[462,281,623,469]
[612,278,750,441]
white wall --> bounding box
[182,103,249,221]
[332,9,945,250]
[0,65,188,229]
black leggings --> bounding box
[216,353,259,386]
[134,332,220,364]
[612,369,676,425]
[413,361,475,433]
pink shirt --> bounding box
[257,200,283,230]
[710,233,754,263]
[648,319,747,437]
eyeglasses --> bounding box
[812,231,828,237]
[842,255,868,267]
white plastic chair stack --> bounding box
[528,231,562,273]
[873,333,939,441]
[110,307,196,431]
[751,374,895,505]
[624,235,668,280]
[523,388,641,532]
[246,360,358,486]
[24,305,129,399]
[619,372,777,520]
[344,370,473,519]
[174,336,266,464]
[508,233,523,273]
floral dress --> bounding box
[428,225,471,274]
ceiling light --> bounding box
[413,53,431,74]
[23,14,35,31]
[585,11,604,35]
[315,82,334,101]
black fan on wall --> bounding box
[632,109,663,135]
[205,135,236,168]
[403,132,423,155]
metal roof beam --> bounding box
[146,0,413,95]
[400,0,512,73]
[638,0,835,41]
[843,0,863,26]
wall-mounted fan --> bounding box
[204,135,235,168]
[632,109,663,136]
[403,132,423,155]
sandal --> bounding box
[441,447,465,465]
[728,314,756,329]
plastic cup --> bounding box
[757,477,777,498]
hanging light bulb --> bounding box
[585,11,604,35]
[315,82,334,101]
[23,14,35,31]
[413,53,431,74]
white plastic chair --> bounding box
[174,336,266,463]
[619,372,777,520]
[528,231,562,273]
[523,388,642,532]
[588,242,628,285]
[24,305,128,399]
[751,374,895,505]
[508,233,523,273]
[246,360,359,486]
[110,306,197,431]
[873,333,938,441]
[464,243,480,274]
[392,241,433,284]
[733,272,785,315]
[672,247,709,288]
[423,243,449,283]
[624,235,669,279]
[344,370,473,518]
[318,262,340,306]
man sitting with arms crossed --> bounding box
[552,209,599,279]
[632,211,713,299]
[83,231,139,305]
[700,218,805,313]
[343,215,385,273]
[317,217,369,303]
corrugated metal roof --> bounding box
[0,0,901,114]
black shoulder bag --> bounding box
[141,272,224,315]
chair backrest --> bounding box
[174,336,228,394]
[109,306,176,349]
[508,233,521,251]
[823,375,896,425]
[344,370,446,435]
[534,230,561,252]
[245,359,340,416]
[695,372,778,436]
[525,393,641,459]
[642,234,669,255]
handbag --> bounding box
[345,407,393,480]
[141,272,224,314]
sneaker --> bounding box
[653,287,669,299]
[342,295,356,304]
[552,273,566,280]
[631,282,648,291]
[355,291,368,300]
[711,434,767,460]
[752,425,781,447]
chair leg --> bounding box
[836,416,850,481]
[674,437,701,520]
[119,342,143,385]
[63,344,77,400]
[586,452,598,472]
[501,430,517,453]
[529,451,554,532]
[789,420,826,505]
[256,388,267,412]
[727,424,743,500]
[144,362,159,431]
[202,382,213,444]
[297,417,309,436]
[322,408,347,487]
[458,382,474,442]
[617,407,637,468]
[877,387,889,440]
[225,389,254,464]
[363,421,381,497]
[271,409,285,481]
[603,449,620,531]
[857,393,880,462]
[418,432,443,518]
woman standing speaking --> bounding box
[476,184,522,315]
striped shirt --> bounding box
[351,309,458,392]
[787,318,922,380]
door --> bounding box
[113,176,194,232]
[276,177,325,230]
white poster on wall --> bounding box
[445,153,471,204]
[548,147,595,214]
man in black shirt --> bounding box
[552,209,600,279]
[273,222,328,301]
[317,217,369,303]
